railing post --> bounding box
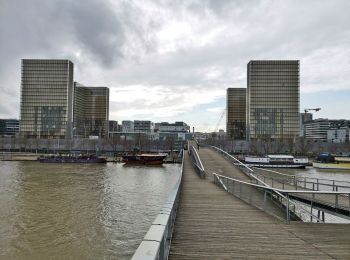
[333,180,335,191]
[310,201,313,222]
[239,181,242,198]
[322,211,325,222]
[335,194,338,208]
[286,193,290,223]
[317,179,319,191]
[304,177,306,188]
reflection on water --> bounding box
[0,161,180,259]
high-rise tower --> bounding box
[20,59,74,138]
[247,60,299,140]
[226,88,246,140]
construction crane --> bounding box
[304,108,321,113]
[213,109,226,133]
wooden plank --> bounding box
[169,149,350,259]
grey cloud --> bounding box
[55,0,125,67]
[1,0,350,123]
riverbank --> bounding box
[0,152,182,163]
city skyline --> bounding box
[1,1,350,132]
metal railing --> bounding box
[189,145,205,178]
[132,150,184,260]
[209,145,254,175]
[251,167,350,192]
[208,145,350,221]
[213,173,350,223]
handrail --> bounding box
[213,173,350,223]
[252,166,350,187]
[189,145,205,178]
[214,173,349,195]
[209,146,350,221]
[252,167,350,192]
[253,172,350,192]
[209,145,253,173]
[132,149,184,260]
[209,145,350,192]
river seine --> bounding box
[0,161,181,259]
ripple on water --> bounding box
[0,161,180,259]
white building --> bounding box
[154,122,190,133]
[134,120,154,133]
[327,128,349,143]
[122,120,134,133]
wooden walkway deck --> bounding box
[201,147,350,215]
[169,148,350,259]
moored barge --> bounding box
[122,153,167,165]
[38,154,107,163]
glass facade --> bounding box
[73,83,109,138]
[0,119,20,136]
[247,60,300,140]
[20,59,74,138]
[226,88,246,139]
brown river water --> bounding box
[0,161,180,260]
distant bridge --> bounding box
[132,142,350,259]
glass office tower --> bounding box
[20,59,74,138]
[226,88,246,139]
[73,83,109,138]
[247,60,300,140]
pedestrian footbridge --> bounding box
[132,142,350,259]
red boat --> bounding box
[122,153,167,165]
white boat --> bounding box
[244,155,308,168]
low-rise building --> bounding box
[154,122,190,133]
[0,119,20,136]
[300,113,313,137]
[134,120,154,133]
[305,119,350,141]
[122,120,134,133]
[327,127,349,143]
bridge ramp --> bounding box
[169,150,350,259]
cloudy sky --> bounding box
[1,0,349,131]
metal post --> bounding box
[317,179,319,191]
[239,181,242,198]
[322,211,325,222]
[304,177,306,188]
[286,193,290,223]
[335,194,338,208]
[249,186,252,204]
[332,180,335,191]
[310,201,313,222]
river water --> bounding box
[0,161,181,260]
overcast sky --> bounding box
[1,0,349,131]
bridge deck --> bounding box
[169,148,350,259]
